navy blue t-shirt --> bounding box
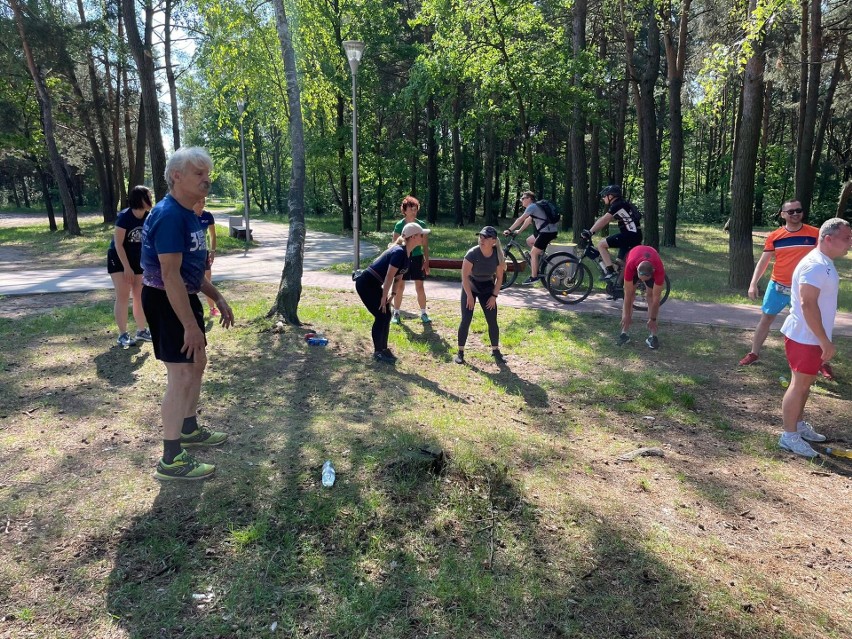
[109,207,147,266]
[368,245,410,281]
[141,194,208,293]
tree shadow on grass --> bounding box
[93,347,150,387]
[467,360,550,409]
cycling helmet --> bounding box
[599,184,622,198]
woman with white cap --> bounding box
[355,222,430,363]
[454,226,506,364]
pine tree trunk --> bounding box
[426,95,439,224]
[452,94,463,227]
[729,0,765,289]
[121,0,167,200]
[271,0,306,324]
[10,0,79,234]
[163,0,181,150]
[337,96,351,230]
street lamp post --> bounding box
[343,40,365,271]
[236,98,251,254]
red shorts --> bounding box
[784,337,823,376]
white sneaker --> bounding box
[778,432,818,458]
[797,421,826,442]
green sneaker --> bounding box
[155,450,215,481]
[180,427,228,447]
[391,313,401,325]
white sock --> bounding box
[420,307,427,314]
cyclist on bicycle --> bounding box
[503,191,558,286]
[618,246,666,350]
[583,185,642,281]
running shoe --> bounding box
[391,313,401,325]
[645,335,659,350]
[492,349,507,364]
[778,432,818,458]
[117,332,137,348]
[739,352,759,366]
[797,421,826,442]
[420,312,432,324]
[381,348,398,362]
[520,276,541,286]
[453,352,465,364]
[819,362,835,381]
[135,328,152,342]
[373,350,396,363]
[617,332,630,346]
[155,450,216,481]
[180,427,228,447]
[602,270,618,281]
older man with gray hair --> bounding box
[778,217,851,458]
[141,147,235,480]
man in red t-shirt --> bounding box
[618,246,666,349]
[738,200,825,376]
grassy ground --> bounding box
[0,283,850,638]
[1,206,850,310]
[200,208,852,311]
[0,214,251,269]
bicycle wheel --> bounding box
[546,257,593,304]
[501,250,520,289]
[632,273,671,311]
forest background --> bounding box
[2,0,851,291]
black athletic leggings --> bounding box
[355,273,392,352]
[458,281,499,349]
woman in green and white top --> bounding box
[454,226,506,365]
[391,195,431,324]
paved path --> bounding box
[1,214,850,336]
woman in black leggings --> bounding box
[355,223,429,363]
[454,226,506,364]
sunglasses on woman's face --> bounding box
[784,208,803,214]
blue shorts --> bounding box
[762,281,792,315]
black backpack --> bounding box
[536,199,561,225]
[627,202,643,224]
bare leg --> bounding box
[162,357,207,441]
[530,247,543,278]
[393,280,407,313]
[781,370,816,433]
[130,274,147,330]
[597,240,613,268]
[111,273,131,334]
[414,280,427,309]
[750,313,777,356]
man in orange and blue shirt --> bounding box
[739,200,830,378]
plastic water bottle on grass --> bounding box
[321,460,336,487]
[779,376,789,389]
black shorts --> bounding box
[605,231,642,260]
[107,248,143,275]
[402,254,425,281]
[141,286,206,363]
[533,231,558,251]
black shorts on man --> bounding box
[402,254,425,281]
[107,248,143,275]
[533,231,558,251]
[605,230,642,260]
[141,286,206,363]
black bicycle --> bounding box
[500,232,594,304]
[546,235,670,310]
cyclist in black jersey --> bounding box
[583,185,642,281]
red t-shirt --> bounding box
[624,246,665,285]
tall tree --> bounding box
[270,0,307,323]
[9,0,80,234]
[570,0,590,240]
[661,0,691,247]
[729,0,766,289]
[121,0,167,200]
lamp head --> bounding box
[343,40,365,74]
